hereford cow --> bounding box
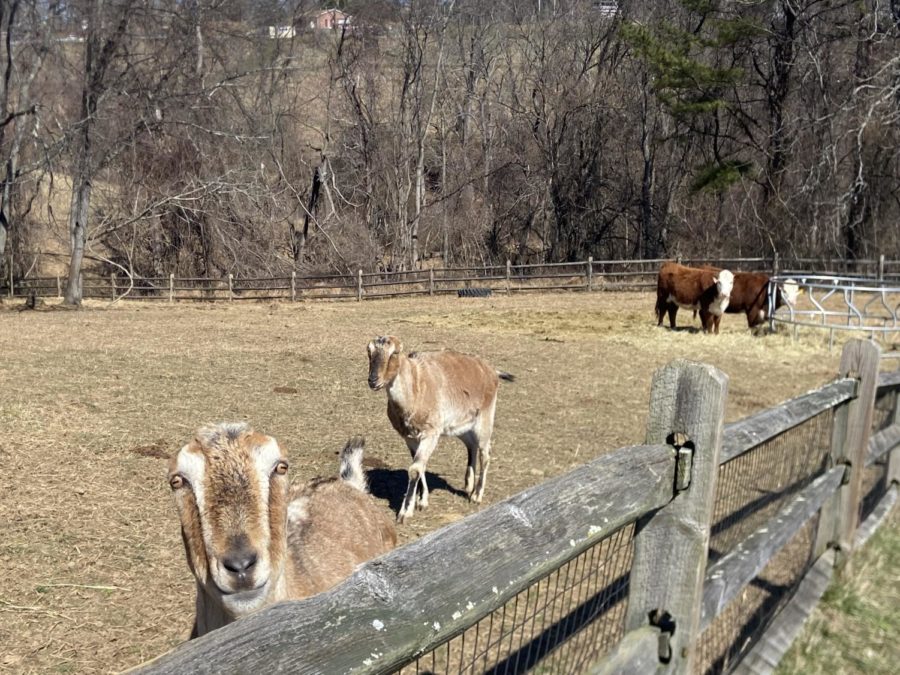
[656,262,735,334]
[702,268,800,329]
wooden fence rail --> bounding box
[133,339,900,675]
[6,256,900,303]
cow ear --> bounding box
[712,275,719,283]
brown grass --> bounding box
[0,292,843,674]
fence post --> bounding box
[586,256,593,291]
[290,271,296,302]
[56,276,61,298]
[813,339,880,567]
[357,269,363,301]
[228,273,234,301]
[624,360,728,674]
[773,251,780,275]
[169,273,174,304]
[877,254,885,282]
[7,261,12,298]
[110,272,116,300]
[505,259,511,294]
[429,268,434,296]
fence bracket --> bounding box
[668,432,694,493]
[649,609,676,664]
[838,460,852,485]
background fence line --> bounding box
[134,339,900,675]
[5,255,900,303]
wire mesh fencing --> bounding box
[861,387,897,523]
[696,409,834,674]
[871,388,897,434]
[698,515,819,675]
[708,408,833,561]
[392,524,635,675]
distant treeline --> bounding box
[3,0,899,304]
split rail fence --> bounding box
[136,338,899,675]
[6,256,900,303]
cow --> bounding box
[726,272,799,329]
[702,269,800,329]
[655,262,735,334]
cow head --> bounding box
[714,269,734,299]
[779,279,800,306]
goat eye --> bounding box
[169,475,184,490]
[274,461,289,476]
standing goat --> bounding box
[167,423,397,637]
[366,336,514,523]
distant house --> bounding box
[310,8,352,31]
[267,25,296,39]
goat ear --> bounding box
[390,336,403,354]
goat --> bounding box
[366,336,514,523]
[167,423,397,637]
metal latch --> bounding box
[649,609,676,663]
[668,432,694,493]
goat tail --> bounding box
[339,436,369,493]
[497,370,516,383]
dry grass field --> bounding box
[0,291,848,674]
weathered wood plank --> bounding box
[625,360,729,674]
[888,378,900,485]
[877,369,900,389]
[700,465,844,630]
[813,398,851,560]
[589,626,661,675]
[731,550,835,675]
[721,379,857,464]
[865,423,900,467]
[853,484,897,550]
[135,443,676,675]
[834,340,881,562]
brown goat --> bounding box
[367,336,514,523]
[168,423,397,637]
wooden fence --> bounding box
[6,255,900,303]
[134,339,899,675]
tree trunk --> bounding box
[64,166,91,305]
[63,0,130,305]
[842,2,875,262]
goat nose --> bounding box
[222,550,258,576]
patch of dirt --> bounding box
[130,442,170,459]
[273,386,300,394]
[0,292,849,673]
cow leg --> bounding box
[667,304,678,329]
[699,309,712,334]
[399,435,438,523]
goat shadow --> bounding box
[366,468,469,514]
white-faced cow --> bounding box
[655,262,735,334]
[703,268,800,329]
